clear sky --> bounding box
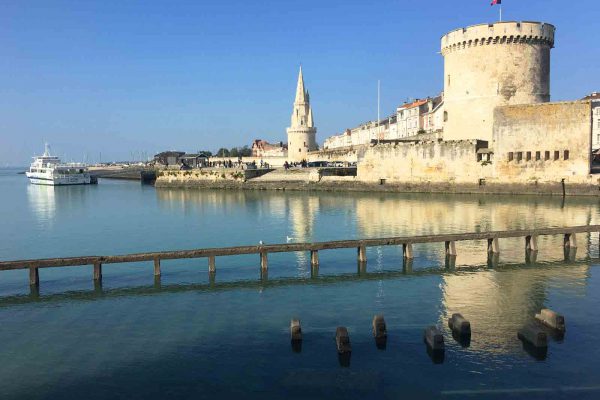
[1,0,598,165]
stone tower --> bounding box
[287,66,317,162]
[441,21,555,142]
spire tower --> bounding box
[287,66,317,161]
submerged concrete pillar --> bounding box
[93,262,102,281]
[310,250,319,267]
[445,241,457,256]
[153,257,161,277]
[29,266,39,286]
[260,251,268,270]
[208,256,216,273]
[403,243,414,259]
[357,246,367,263]
[488,238,500,254]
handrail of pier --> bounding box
[1,225,599,271]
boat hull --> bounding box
[26,173,93,186]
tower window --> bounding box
[535,151,541,161]
[545,151,550,160]
[299,148,301,153]
[526,151,532,161]
[447,75,451,87]
[443,111,448,122]
[564,150,569,160]
[554,151,560,160]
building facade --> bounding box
[582,92,600,151]
[441,21,555,142]
[287,67,318,162]
[251,139,288,157]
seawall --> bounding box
[155,177,600,197]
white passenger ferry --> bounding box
[25,144,94,186]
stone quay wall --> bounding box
[493,101,593,184]
[357,140,492,184]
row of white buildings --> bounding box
[323,93,444,150]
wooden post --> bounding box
[569,233,577,248]
[260,251,268,270]
[29,266,39,286]
[526,235,538,252]
[357,246,367,263]
[488,238,500,254]
[93,262,102,281]
[153,257,161,276]
[445,241,457,256]
[403,243,414,259]
[310,250,319,267]
[208,256,216,273]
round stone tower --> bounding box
[287,66,317,162]
[441,21,555,142]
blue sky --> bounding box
[1,0,598,165]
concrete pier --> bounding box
[424,326,444,351]
[488,238,500,254]
[518,325,548,348]
[208,256,216,273]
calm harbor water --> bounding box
[1,167,600,399]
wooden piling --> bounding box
[445,241,457,256]
[403,243,414,259]
[488,238,500,254]
[153,257,161,276]
[260,251,268,270]
[310,250,319,267]
[357,246,367,263]
[29,267,39,286]
[93,262,102,281]
[526,235,538,252]
[208,256,216,273]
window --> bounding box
[517,152,523,162]
[299,148,301,153]
[447,75,451,87]
[597,119,600,129]
[564,150,569,160]
[545,151,550,160]
[508,152,514,161]
[526,151,532,161]
[443,111,448,122]
[554,151,560,160]
[477,153,483,162]
[535,151,541,161]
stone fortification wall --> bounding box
[442,21,555,142]
[493,101,592,183]
[357,140,491,184]
[307,146,367,163]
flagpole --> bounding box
[500,4,502,21]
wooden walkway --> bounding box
[1,225,599,286]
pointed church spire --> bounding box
[294,66,306,104]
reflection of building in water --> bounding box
[356,194,596,238]
[286,195,320,243]
[441,265,589,354]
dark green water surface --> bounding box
[1,168,600,399]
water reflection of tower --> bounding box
[286,195,320,266]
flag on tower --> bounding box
[491,0,501,5]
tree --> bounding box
[197,150,213,157]
[216,148,230,157]
[230,147,239,157]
